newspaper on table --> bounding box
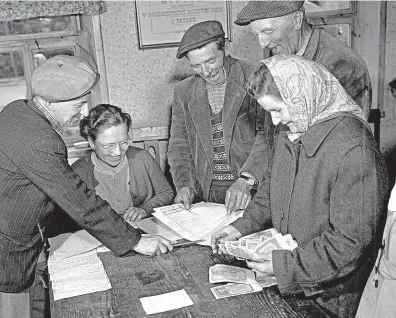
[152,202,243,245]
[218,228,298,262]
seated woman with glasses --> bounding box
[72,104,174,222]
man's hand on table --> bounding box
[133,235,173,256]
[123,207,147,222]
[225,178,252,214]
[174,186,195,209]
[211,225,242,254]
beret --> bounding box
[235,1,305,26]
[176,20,225,59]
[32,55,99,102]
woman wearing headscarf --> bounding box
[211,55,388,317]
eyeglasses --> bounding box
[97,139,130,153]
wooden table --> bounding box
[51,245,334,318]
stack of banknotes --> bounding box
[218,228,298,262]
[209,264,264,299]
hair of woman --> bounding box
[80,104,132,140]
[246,62,281,99]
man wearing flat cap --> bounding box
[168,21,273,213]
[0,55,172,318]
[235,0,371,118]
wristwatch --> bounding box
[239,174,258,190]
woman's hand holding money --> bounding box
[211,225,242,254]
[246,254,274,275]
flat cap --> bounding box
[176,20,225,59]
[235,1,305,26]
[32,55,99,102]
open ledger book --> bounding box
[151,202,243,245]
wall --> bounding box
[381,1,396,183]
[99,1,396,181]
[99,1,262,130]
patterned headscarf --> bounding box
[261,54,366,141]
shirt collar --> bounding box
[32,96,63,135]
[301,25,320,61]
[296,26,314,56]
[91,151,128,175]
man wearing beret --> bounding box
[235,0,371,118]
[0,55,173,318]
[168,21,273,213]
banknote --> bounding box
[210,282,262,299]
[224,242,253,260]
[209,264,256,284]
[220,229,298,261]
[242,228,279,241]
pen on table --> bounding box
[173,240,205,248]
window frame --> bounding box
[0,16,78,42]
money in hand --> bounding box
[222,228,298,261]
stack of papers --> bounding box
[127,217,183,243]
[48,230,112,301]
[153,202,243,244]
[48,250,111,301]
[208,264,263,299]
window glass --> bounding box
[0,51,26,111]
[0,16,72,36]
[320,24,351,46]
[305,1,351,13]
[32,47,75,69]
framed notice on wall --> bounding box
[135,1,231,49]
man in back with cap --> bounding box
[0,55,173,318]
[235,0,371,118]
[168,21,273,213]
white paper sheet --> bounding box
[152,202,243,242]
[127,217,183,242]
[139,289,194,315]
[48,230,102,259]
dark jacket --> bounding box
[0,100,141,293]
[304,26,372,118]
[72,147,174,215]
[233,114,388,317]
[168,55,273,200]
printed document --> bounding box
[48,250,111,301]
[153,202,243,243]
[127,217,183,242]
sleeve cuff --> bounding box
[272,250,323,297]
